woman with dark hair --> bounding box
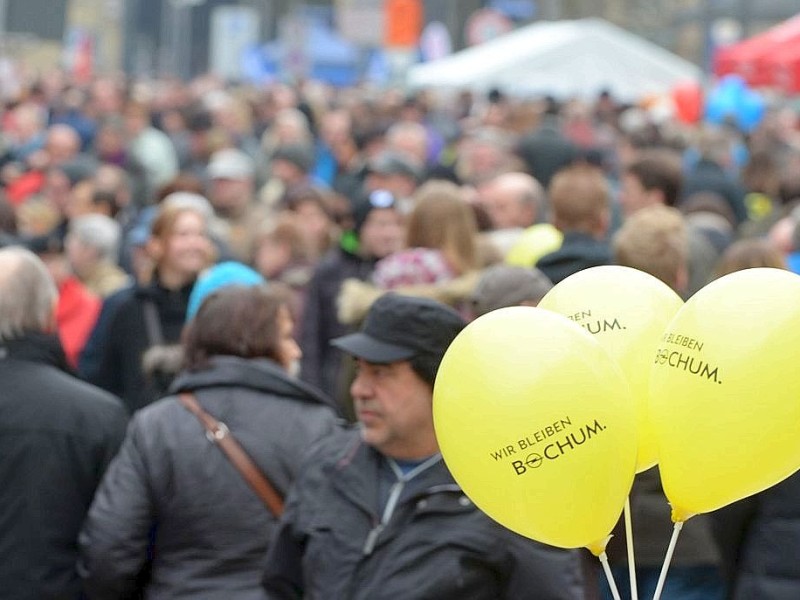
[79,284,338,600]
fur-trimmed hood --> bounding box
[336,270,482,327]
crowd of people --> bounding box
[2,66,800,599]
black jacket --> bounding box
[88,277,194,413]
[299,247,375,397]
[0,333,127,600]
[712,471,800,600]
[516,117,578,189]
[682,159,747,225]
[78,356,338,600]
[536,231,611,285]
[263,428,588,600]
[606,467,720,567]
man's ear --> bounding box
[675,264,690,297]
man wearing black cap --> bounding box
[265,294,588,600]
[364,150,421,212]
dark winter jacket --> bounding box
[682,159,747,225]
[516,116,578,189]
[78,356,338,600]
[300,247,375,397]
[88,277,194,413]
[263,428,589,600]
[606,467,721,567]
[536,231,611,285]
[0,332,127,600]
[712,471,800,600]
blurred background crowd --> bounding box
[0,67,799,414]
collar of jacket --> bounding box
[328,432,461,520]
[135,274,195,303]
[168,355,337,411]
[0,331,71,372]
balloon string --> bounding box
[599,552,622,600]
[651,521,684,600]
[624,497,639,600]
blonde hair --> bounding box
[613,205,688,290]
[406,180,479,274]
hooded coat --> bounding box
[78,356,338,600]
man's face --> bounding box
[351,359,437,459]
[210,177,252,215]
[271,159,306,186]
[65,234,97,276]
[620,173,659,217]
[483,190,533,230]
[358,208,404,259]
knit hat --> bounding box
[186,261,265,321]
[470,265,553,317]
[366,151,422,181]
[272,143,315,174]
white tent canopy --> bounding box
[407,18,702,102]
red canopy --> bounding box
[714,14,800,87]
[765,43,800,94]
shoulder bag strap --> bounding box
[177,392,285,517]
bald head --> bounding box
[46,124,81,165]
[0,247,58,342]
[483,172,544,230]
[387,121,428,167]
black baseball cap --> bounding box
[332,293,466,364]
[352,189,398,235]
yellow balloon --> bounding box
[505,223,563,268]
[651,268,800,522]
[433,307,637,554]
[539,266,684,472]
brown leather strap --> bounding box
[178,392,284,517]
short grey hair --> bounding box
[68,214,121,262]
[0,247,58,342]
[162,192,214,221]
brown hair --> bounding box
[549,164,610,233]
[714,239,786,278]
[406,180,479,274]
[625,150,683,207]
[283,185,332,218]
[154,174,205,204]
[183,284,290,370]
[255,213,309,263]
